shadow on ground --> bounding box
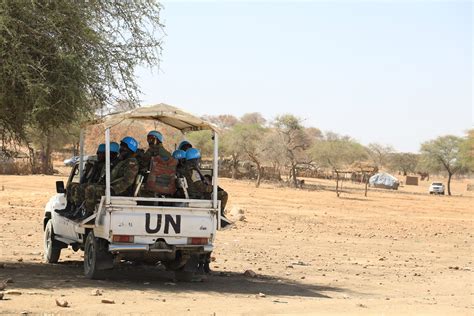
[0,261,347,299]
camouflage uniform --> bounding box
[84,157,139,213]
[140,143,171,172]
[139,144,172,197]
[71,161,105,205]
[183,164,213,199]
[183,164,228,215]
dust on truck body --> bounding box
[43,104,222,279]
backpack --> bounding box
[145,156,177,195]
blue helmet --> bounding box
[97,143,106,153]
[172,149,186,160]
[121,136,138,153]
[178,140,192,151]
[148,130,163,143]
[110,142,120,154]
[185,148,201,160]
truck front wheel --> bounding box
[84,231,113,279]
[44,220,62,263]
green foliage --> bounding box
[187,130,214,158]
[419,135,465,195]
[311,133,368,170]
[419,135,464,174]
[273,114,311,186]
[388,152,419,175]
[366,143,395,168]
[0,0,163,150]
[459,129,473,172]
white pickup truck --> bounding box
[43,104,222,279]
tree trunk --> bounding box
[41,131,53,174]
[255,163,262,188]
[231,154,237,179]
[447,172,452,196]
[365,173,369,197]
[291,164,298,188]
[336,171,340,197]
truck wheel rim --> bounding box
[86,241,94,270]
[45,225,51,252]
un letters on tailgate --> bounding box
[110,210,213,238]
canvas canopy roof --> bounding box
[98,103,218,133]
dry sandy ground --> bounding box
[0,174,473,315]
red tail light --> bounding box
[112,235,134,243]
[189,237,208,245]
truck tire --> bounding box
[44,220,62,263]
[84,231,113,279]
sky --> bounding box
[135,0,473,153]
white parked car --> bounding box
[429,182,445,195]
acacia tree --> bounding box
[419,135,464,195]
[0,0,163,173]
[459,129,474,172]
[228,124,267,187]
[311,134,368,196]
[389,152,419,176]
[273,115,311,187]
[311,135,367,171]
[367,143,395,168]
[220,128,243,179]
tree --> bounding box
[240,113,266,126]
[367,143,395,168]
[459,129,474,172]
[220,129,242,179]
[388,152,419,176]
[311,135,367,170]
[419,135,464,195]
[202,115,239,130]
[187,131,214,158]
[0,0,163,173]
[273,114,311,187]
[231,124,267,187]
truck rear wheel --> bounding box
[44,220,62,263]
[84,231,113,279]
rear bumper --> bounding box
[108,243,213,253]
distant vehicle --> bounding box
[429,182,445,195]
[63,155,91,166]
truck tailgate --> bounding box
[109,208,214,240]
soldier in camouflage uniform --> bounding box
[67,144,104,205]
[139,130,171,172]
[83,137,139,217]
[70,142,120,207]
[183,148,229,227]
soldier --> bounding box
[173,149,187,178]
[68,143,104,205]
[183,148,230,227]
[82,137,139,218]
[172,149,187,198]
[140,130,171,172]
[71,142,120,208]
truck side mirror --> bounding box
[56,181,65,194]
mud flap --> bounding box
[183,254,200,273]
[96,239,114,270]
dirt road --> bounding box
[0,175,472,315]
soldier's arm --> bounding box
[111,159,139,195]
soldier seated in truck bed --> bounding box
[82,136,139,218]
